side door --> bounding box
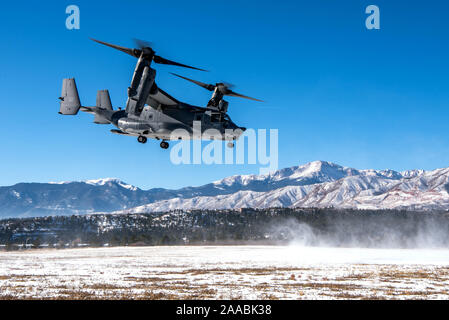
[141,106,158,123]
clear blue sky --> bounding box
[0,0,448,189]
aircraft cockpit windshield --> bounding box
[211,113,231,123]
[211,113,222,123]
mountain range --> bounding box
[1,161,448,218]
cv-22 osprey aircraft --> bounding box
[59,39,262,149]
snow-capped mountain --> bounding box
[82,178,138,191]
[0,179,177,218]
[117,161,449,213]
[0,161,448,218]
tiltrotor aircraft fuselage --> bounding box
[59,39,262,149]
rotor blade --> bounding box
[154,55,207,72]
[170,73,215,91]
[91,38,137,57]
[225,90,263,102]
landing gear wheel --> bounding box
[138,136,147,144]
[160,141,169,149]
[227,142,235,148]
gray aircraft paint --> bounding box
[59,78,81,115]
[59,39,259,148]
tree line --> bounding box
[1,208,448,250]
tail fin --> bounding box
[59,78,81,115]
[96,90,113,110]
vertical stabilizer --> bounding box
[59,78,81,115]
[96,90,113,110]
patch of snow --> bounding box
[84,178,138,191]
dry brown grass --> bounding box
[2,264,449,300]
[379,270,440,280]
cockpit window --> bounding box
[211,113,221,122]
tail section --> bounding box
[59,78,81,115]
[96,90,113,110]
[59,79,113,124]
[93,89,113,124]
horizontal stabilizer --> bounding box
[59,78,81,115]
[80,106,94,113]
[79,106,110,124]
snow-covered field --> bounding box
[1,246,449,299]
